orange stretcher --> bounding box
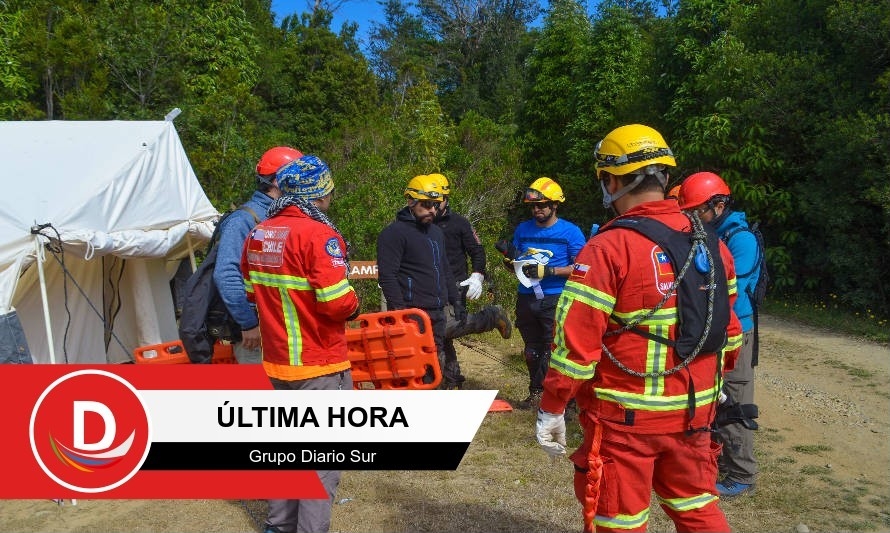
[133,339,236,365]
[134,309,441,391]
[346,308,441,390]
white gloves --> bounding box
[459,272,485,300]
[535,409,566,459]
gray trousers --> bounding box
[716,330,757,484]
[266,370,352,533]
[441,304,503,385]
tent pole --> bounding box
[34,237,57,364]
[186,234,197,272]
[129,259,162,348]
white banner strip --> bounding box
[142,390,498,443]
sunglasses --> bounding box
[523,188,546,202]
[529,202,553,210]
[417,199,440,209]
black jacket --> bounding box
[435,209,486,282]
[377,206,457,310]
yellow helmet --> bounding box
[405,174,447,201]
[434,173,451,196]
[594,124,676,177]
[523,177,565,203]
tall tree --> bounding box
[257,9,378,150]
[368,0,437,100]
[416,0,539,121]
[0,7,33,118]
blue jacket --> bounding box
[716,210,760,332]
[213,190,272,330]
[511,217,586,296]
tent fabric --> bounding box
[0,120,219,363]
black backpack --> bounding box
[601,215,731,359]
[723,221,769,365]
[178,205,260,363]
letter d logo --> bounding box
[30,370,151,493]
[74,401,116,451]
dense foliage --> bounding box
[2,0,887,316]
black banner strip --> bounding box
[141,442,470,470]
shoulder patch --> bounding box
[570,263,590,280]
[325,237,344,258]
[651,246,674,295]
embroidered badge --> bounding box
[570,263,590,280]
[325,237,344,258]
[651,245,674,295]
[246,226,289,267]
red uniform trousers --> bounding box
[571,419,728,533]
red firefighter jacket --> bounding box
[541,200,743,433]
[241,206,358,376]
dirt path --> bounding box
[1,314,887,532]
[754,314,889,486]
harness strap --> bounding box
[239,205,261,224]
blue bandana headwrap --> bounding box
[275,155,334,200]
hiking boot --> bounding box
[716,479,755,499]
[516,390,542,410]
[492,305,513,339]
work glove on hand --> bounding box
[459,272,485,300]
[452,301,467,323]
[522,263,555,279]
[535,409,566,459]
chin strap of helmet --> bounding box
[601,164,668,210]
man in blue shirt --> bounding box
[213,146,302,364]
[680,171,762,498]
[507,177,586,409]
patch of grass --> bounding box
[800,465,832,475]
[836,518,881,531]
[774,456,796,464]
[792,444,832,454]
[824,358,875,379]
[763,298,889,344]
[758,428,785,442]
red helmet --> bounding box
[256,146,304,177]
[678,172,731,210]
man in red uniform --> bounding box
[241,154,359,533]
[535,124,743,532]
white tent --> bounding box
[0,120,219,364]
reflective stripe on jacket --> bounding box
[541,200,742,433]
[241,206,358,369]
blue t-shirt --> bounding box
[512,218,587,296]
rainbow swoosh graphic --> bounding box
[48,431,136,472]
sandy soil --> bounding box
[1,313,887,532]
